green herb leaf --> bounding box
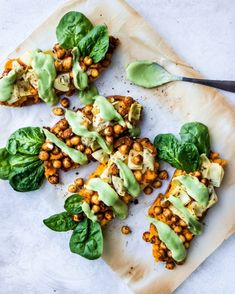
[78,84,99,105]
[0,148,11,180]
[9,160,45,192]
[69,218,103,260]
[43,211,77,232]
[7,127,45,155]
[78,25,109,63]
[64,194,83,214]
[180,122,210,156]
[56,11,93,49]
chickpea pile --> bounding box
[143,152,227,270]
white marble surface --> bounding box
[0,0,235,293]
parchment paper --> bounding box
[0,0,235,293]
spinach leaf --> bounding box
[0,148,11,180]
[43,211,77,232]
[9,153,40,169]
[180,122,210,156]
[154,133,199,172]
[7,127,45,155]
[72,47,88,90]
[78,25,109,63]
[56,11,93,49]
[9,160,45,192]
[64,194,83,214]
[69,218,103,260]
[78,84,98,105]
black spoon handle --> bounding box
[182,77,235,93]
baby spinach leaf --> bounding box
[78,84,99,105]
[9,153,40,169]
[9,160,45,192]
[78,25,109,63]
[180,122,210,156]
[177,143,200,172]
[69,218,103,260]
[7,127,45,155]
[0,148,11,180]
[56,11,93,49]
[64,194,83,214]
[43,211,77,232]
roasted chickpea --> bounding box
[54,60,63,71]
[52,146,60,155]
[105,136,114,145]
[133,142,143,152]
[160,242,167,250]
[158,170,168,180]
[90,68,99,78]
[58,119,68,130]
[74,178,84,187]
[63,157,72,169]
[180,234,186,242]
[92,205,100,213]
[113,124,123,135]
[77,144,85,152]
[144,170,157,182]
[133,170,142,182]
[60,97,70,108]
[42,142,53,151]
[163,208,172,219]
[154,206,163,215]
[152,180,162,188]
[121,225,131,235]
[194,171,202,178]
[119,144,129,154]
[85,147,92,156]
[52,107,64,116]
[68,184,78,193]
[201,178,209,186]
[48,175,59,185]
[184,242,190,249]
[66,139,73,147]
[179,219,187,227]
[185,232,193,241]
[83,56,93,66]
[143,186,153,195]
[56,48,66,59]
[91,195,99,205]
[52,126,61,135]
[52,160,62,169]
[39,151,49,161]
[62,128,73,139]
[104,126,113,136]
[174,226,182,233]
[132,154,143,165]
[70,136,81,146]
[142,231,151,242]
[105,211,113,221]
[63,56,72,70]
[165,262,175,270]
[83,105,93,115]
[108,164,119,176]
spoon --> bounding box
[126,60,235,93]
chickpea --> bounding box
[133,142,143,152]
[77,144,85,152]
[52,146,60,155]
[158,170,168,180]
[104,126,113,136]
[74,178,84,187]
[70,136,81,145]
[184,242,190,249]
[56,48,66,59]
[144,170,157,182]
[174,226,182,233]
[63,157,72,169]
[54,60,63,71]
[63,56,72,70]
[85,190,94,197]
[68,184,78,193]
[62,128,73,139]
[83,105,93,115]
[152,180,162,189]
[160,242,166,250]
[52,160,62,169]
[72,214,82,222]
[48,175,59,185]
[113,124,123,135]
[108,164,119,176]
[163,208,172,219]
[100,218,109,226]
[60,97,70,108]
[92,205,100,213]
[42,142,53,151]
[171,215,179,223]
[52,107,64,116]
[66,139,73,147]
[119,144,129,155]
[179,219,187,227]
[105,211,113,221]
[121,225,131,235]
[52,126,61,135]
[91,195,99,205]
[58,119,68,130]
[133,170,142,182]
[142,231,151,242]
[180,234,186,242]
[143,186,153,195]
[85,147,92,156]
[185,232,193,241]
[39,151,49,161]
[132,154,143,165]
[90,68,99,78]
[167,250,173,258]
[154,206,163,215]
[201,178,209,186]
[194,171,202,178]
[165,262,175,270]
[105,136,114,145]
[83,56,93,66]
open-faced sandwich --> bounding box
[43,136,167,259]
[0,95,142,191]
[0,11,118,107]
[142,122,227,270]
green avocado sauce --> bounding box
[174,175,209,207]
[78,84,99,105]
[168,195,203,235]
[93,95,125,127]
[43,128,88,164]
[86,178,128,220]
[115,159,141,197]
[0,70,17,102]
[126,60,180,88]
[32,50,58,105]
[65,109,112,154]
[147,216,187,262]
[72,47,88,90]
[81,202,97,222]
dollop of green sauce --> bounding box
[72,47,88,90]
[43,128,88,164]
[78,84,99,105]
[93,95,125,127]
[65,109,112,154]
[126,60,180,88]
[32,50,58,105]
[174,175,209,207]
[115,159,141,197]
[0,70,17,102]
[86,178,128,219]
[147,216,187,262]
[168,195,203,235]
[81,202,97,222]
